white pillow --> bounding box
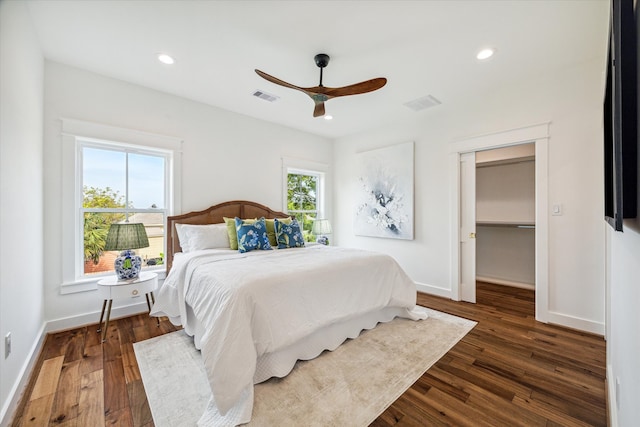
[175,223,230,252]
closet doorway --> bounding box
[450,123,549,323]
[476,144,536,295]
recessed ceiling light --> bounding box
[157,53,175,65]
[324,115,333,121]
[476,48,495,60]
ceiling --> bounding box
[26,1,609,139]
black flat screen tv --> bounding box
[604,0,638,231]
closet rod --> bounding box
[476,222,535,229]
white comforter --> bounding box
[151,245,426,426]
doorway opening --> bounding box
[476,144,536,298]
[450,123,549,323]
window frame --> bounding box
[78,139,170,279]
[61,119,182,294]
[282,157,328,229]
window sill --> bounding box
[60,267,166,295]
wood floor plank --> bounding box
[48,360,80,425]
[417,387,497,427]
[121,343,141,384]
[126,380,153,427]
[76,370,104,427]
[10,283,606,427]
[30,356,64,401]
[79,342,103,377]
[512,394,595,427]
[62,329,85,364]
[18,394,55,427]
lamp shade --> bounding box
[104,223,149,251]
[312,219,332,235]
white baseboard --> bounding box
[415,282,451,299]
[0,323,46,427]
[45,301,151,333]
[546,310,605,336]
[0,302,151,427]
[476,275,535,290]
[607,364,618,427]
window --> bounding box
[61,119,181,293]
[283,158,328,242]
[80,142,169,277]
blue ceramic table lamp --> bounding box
[104,223,149,280]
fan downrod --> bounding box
[314,54,330,86]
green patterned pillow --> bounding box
[235,217,273,253]
[224,217,256,250]
[266,217,292,246]
[274,218,305,249]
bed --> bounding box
[150,200,428,426]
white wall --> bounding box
[476,160,536,223]
[606,5,640,421]
[333,54,607,333]
[607,222,640,426]
[43,62,332,324]
[476,226,535,287]
[0,2,45,423]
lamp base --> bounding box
[316,235,329,245]
[113,250,142,280]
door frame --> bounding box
[449,123,549,323]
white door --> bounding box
[460,152,476,303]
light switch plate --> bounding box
[552,204,562,216]
[5,332,11,358]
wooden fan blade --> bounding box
[255,69,306,92]
[321,77,387,98]
[313,102,326,117]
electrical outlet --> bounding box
[5,332,11,358]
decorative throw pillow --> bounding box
[274,218,305,249]
[265,217,292,246]
[235,217,273,253]
[224,217,256,250]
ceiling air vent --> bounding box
[403,94,441,112]
[253,90,279,103]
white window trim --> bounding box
[60,118,182,294]
[282,157,328,219]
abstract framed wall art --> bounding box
[354,141,414,239]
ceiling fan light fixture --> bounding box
[255,53,387,118]
[476,48,495,61]
[157,53,175,65]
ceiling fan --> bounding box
[255,53,387,118]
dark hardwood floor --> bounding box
[376,283,607,427]
[11,282,606,426]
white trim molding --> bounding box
[60,118,181,293]
[449,123,550,324]
[416,282,451,299]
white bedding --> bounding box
[150,245,427,426]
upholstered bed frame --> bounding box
[166,200,288,272]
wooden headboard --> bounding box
[165,200,288,272]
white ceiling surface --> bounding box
[26,1,609,139]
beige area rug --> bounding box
[134,308,476,426]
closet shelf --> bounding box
[476,221,535,228]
